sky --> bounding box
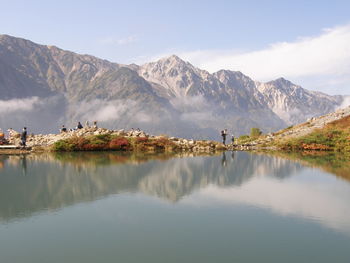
[1,0,350,94]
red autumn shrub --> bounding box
[155,137,172,146]
[136,137,148,143]
[109,137,130,150]
[82,143,106,151]
[75,137,89,148]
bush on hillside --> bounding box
[250,128,262,138]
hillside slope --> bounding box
[246,106,350,151]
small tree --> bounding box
[250,127,262,138]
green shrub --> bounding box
[238,135,250,140]
[237,135,254,144]
[53,140,76,151]
[250,128,262,138]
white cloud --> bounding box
[182,24,350,78]
[170,95,218,122]
[0,97,40,113]
[337,95,350,109]
[140,24,350,94]
[70,99,135,122]
[170,95,207,110]
[68,99,156,124]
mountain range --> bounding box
[0,34,346,138]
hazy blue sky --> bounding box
[1,0,350,94]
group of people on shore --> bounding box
[1,120,98,148]
[60,121,98,133]
[221,129,235,145]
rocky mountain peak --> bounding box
[214,70,252,85]
[266,77,297,90]
[145,54,196,73]
[138,55,207,98]
[161,54,185,63]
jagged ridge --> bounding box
[0,35,346,138]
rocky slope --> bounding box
[235,105,350,150]
[0,34,346,138]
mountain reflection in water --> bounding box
[0,151,304,222]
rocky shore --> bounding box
[2,127,227,153]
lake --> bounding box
[0,151,349,263]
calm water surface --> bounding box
[0,151,349,263]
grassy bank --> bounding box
[276,115,350,152]
[52,134,178,152]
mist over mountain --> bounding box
[0,34,345,138]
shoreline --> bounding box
[1,127,228,154]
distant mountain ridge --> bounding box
[0,34,345,138]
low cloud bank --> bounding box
[67,99,158,129]
[0,97,40,113]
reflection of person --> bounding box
[21,155,27,176]
[221,152,227,167]
[231,151,235,160]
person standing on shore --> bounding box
[21,127,27,148]
[60,125,67,133]
[221,129,227,145]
